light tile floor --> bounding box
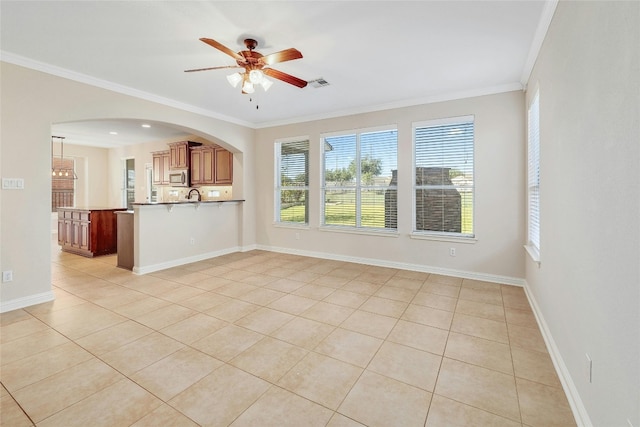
[0,240,577,426]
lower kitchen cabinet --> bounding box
[115,211,134,270]
[57,207,126,257]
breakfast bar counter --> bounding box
[129,200,245,274]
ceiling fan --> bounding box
[185,38,308,94]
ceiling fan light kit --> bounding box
[226,72,243,88]
[242,80,255,94]
[186,37,308,93]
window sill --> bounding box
[410,233,477,244]
[273,222,310,230]
[524,244,541,267]
[319,226,399,238]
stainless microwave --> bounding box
[169,170,189,187]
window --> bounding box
[527,91,540,258]
[51,157,75,211]
[413,116,474,237]
[322,127,397,230]
[275,139,309,224]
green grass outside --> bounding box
[280,190,473,234]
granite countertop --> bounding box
[131,199,245,206]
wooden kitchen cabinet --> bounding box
[115,211,134,270]
[169,141,201,169]
[190,145,233,185]
[190,146,214,185]
[214,147,233,184]
[152,150,170,185]
[57,208,126,257]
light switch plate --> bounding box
[2,178,25,190]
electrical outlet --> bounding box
[585,353,593,383]
[189,237,195,245]
[295,232,300,240]
[2,270,13,282]
[449,248,456,257]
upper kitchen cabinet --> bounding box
[214,147,233,184]
[169,141,201,169]
[190,145,214,186]
[152,150,170,185]
[191,145,233,185]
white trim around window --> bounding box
[320,125,398,233]
[526,89,541,264]
[412,115,475,239]
[274,136,310,226]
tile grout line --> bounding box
[6,244,571,425]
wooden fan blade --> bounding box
[263,68,308,88]
[184,65,243,73]
[260,48,303,66]
[199,38,245,62]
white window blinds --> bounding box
[527,92,541,253]
[413,116,474,237]
[275,140,309,224]
[322,127,397,230]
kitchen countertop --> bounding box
[131,199,245,206]
[58,206,127,211]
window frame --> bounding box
[526,89,541,263]
[320,125,398,233]
[411,115,475,240]
[274,137,310,226]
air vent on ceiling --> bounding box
[308,78,330,88]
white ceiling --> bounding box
[1,1,552,147]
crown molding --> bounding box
[254,82,524,129]
[0,51,254,128]
[1,50,526,131]
[520,0,559,88]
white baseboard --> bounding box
[133,246,242,275]
[1,291,55,313]
[240,243,258,252]
[256,244,525,286]
[522,281,592,427]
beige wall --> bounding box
[107,137,188,207]
[1,3,637,423]
[49,142,111,232]
[525,1,639,426]
[255,90,526,282]
[0,62,256,311]
[51,142,111,207]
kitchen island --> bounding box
[129,200,245,274]
[57,207,126,257]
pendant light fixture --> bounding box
[51,136,77,180]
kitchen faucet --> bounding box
[187,188,201,201]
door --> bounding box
[145,163,156,202]
[123,158,135,209]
